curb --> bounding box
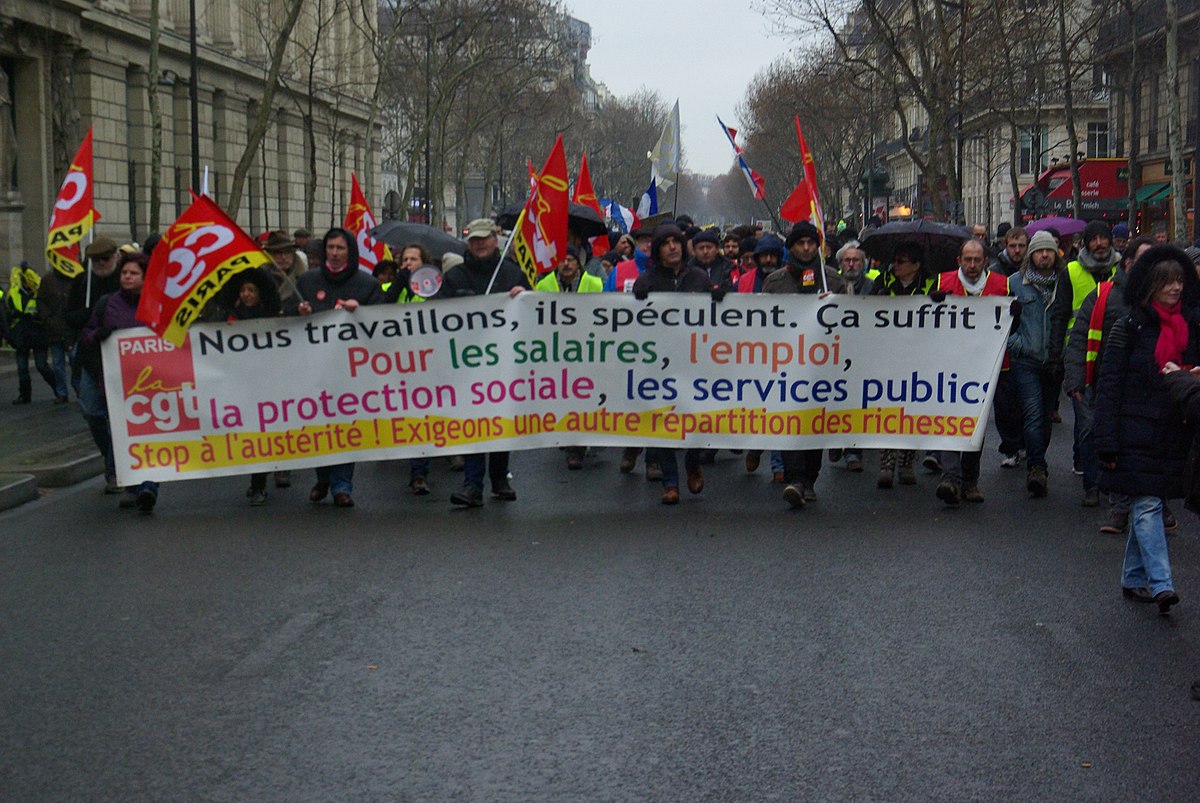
[0,433,105,489]
[0,473,40,512]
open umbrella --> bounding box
[369,220,465,262]
[494,203,609,238]
[859,220,973,275]
[1024,216,1088,236]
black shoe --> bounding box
[1026,466,1048,498]
[11,397,30,405]
[136,489,157,512]
[492,481,517,501]
[936,480,961,506]
[1122,586,1155,603]
[1155,590,1180,613]
[309,482,329,503]
[922,454,942,473]
[1163,507,1179,533]
[248,488,267,506]
[450,484,483,507]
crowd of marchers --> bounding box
[6,212,1200,617]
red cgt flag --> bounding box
[138,194,274,346]
[344,173,391,272]
[46,127,99,278]
[511,134,569,286]
[792,115,825,237]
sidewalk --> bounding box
[0,349,104,510]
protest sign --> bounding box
[103,293,1012,484]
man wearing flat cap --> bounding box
[689,227,737,291]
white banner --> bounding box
[102,293,1012,484]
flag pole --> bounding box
[484,218,520,295]
[672,169,680,219]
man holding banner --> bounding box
[445,218,530,508]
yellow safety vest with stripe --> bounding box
[535,272,603,293]
[1066,259,1117,336]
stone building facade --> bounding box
[1,0,380,271]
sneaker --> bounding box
[744,452,761,472]
[492,480,517,501]
[1026,466,1048,498]
[248,488,267,506]
[136,489,157,512]
[1072,458,1084,476]
[922,454,942,473]
[1081,488,1101,507]
[450,484,483,507]
[783,484,806,509]
[1099,510,1129,534]
[645,462,663,482]
[410,476,430,495]
[936,480,961,506]
[877,469,894,489]
[1000,452,1022,468]
[963,485,985,503]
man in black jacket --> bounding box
[447,218,530,508]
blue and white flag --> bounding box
[636,178,658,219]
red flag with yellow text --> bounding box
[138,194,274,346]
[789,115,826,238]
[343,173,392,272]
[510,135,569,286]
[46,127,98,278]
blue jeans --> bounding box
[78,371,115,480]
[1074,392,1098,491]
[409,457,431,480]
[646,447,701,489]
[770,450,784,474]
[463,452,510,491]
[1009,362,1059,471]
[1123,496,1173,595]
[315,463,355,495]
[49,342,69,398]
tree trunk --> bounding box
[225,0,305,218]
[1009,122,1022,226]
[1057,0,1083,218]
[1124,0,1141,228]
[1165,0,1186,239]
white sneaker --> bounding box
[1000,453,1022,468]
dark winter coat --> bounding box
[688,255,736,292]
[630,260,712,296]
[36,269,72,344]
[1163,370,1200,514]
[292,228,384,313]
[1094,246,1200,499]
[441,249,529,298]
[762,254,845,295]
[78,288,143,384]
[1062,264,1130,395]
[65,268,121,337]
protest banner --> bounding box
[46,127,97,279]
[103,293,1012,484]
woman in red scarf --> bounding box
[1094,246,1200,614]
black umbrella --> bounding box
[859,220,973,275]
[369,220,466,261]
[494,203,609,238]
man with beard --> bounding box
[632,224,713,505]
[1006,230,1072,498]
[722,232,741,263]
[444,218,530,507]
[689,228,737,291]
[990,226,1029,277]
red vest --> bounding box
[613,259,640,293]
[937,269,1009,297]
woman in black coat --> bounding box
[1094,245,1200,613]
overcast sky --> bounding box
[574,0,798,178]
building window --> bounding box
[1087,122,1109,158]
[1019,125,1048,175]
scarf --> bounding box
[958,269,987,295]
[1151,299,1187,369]
[1021,266,1057,308]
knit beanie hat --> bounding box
[786,220,821,248]
[1027,230,1059,255]
[1083,220,1112,245]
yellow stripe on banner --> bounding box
[137,405,981,477]
[163,250,274,345]
[46,210,95,252]
[508,209,538,289]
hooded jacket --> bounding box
[441,242,529,297]
[1094,245,1200,498]
[293,227,384,312]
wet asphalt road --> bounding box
[2,425,1199,800]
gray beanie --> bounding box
[1028,230,1058,255]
